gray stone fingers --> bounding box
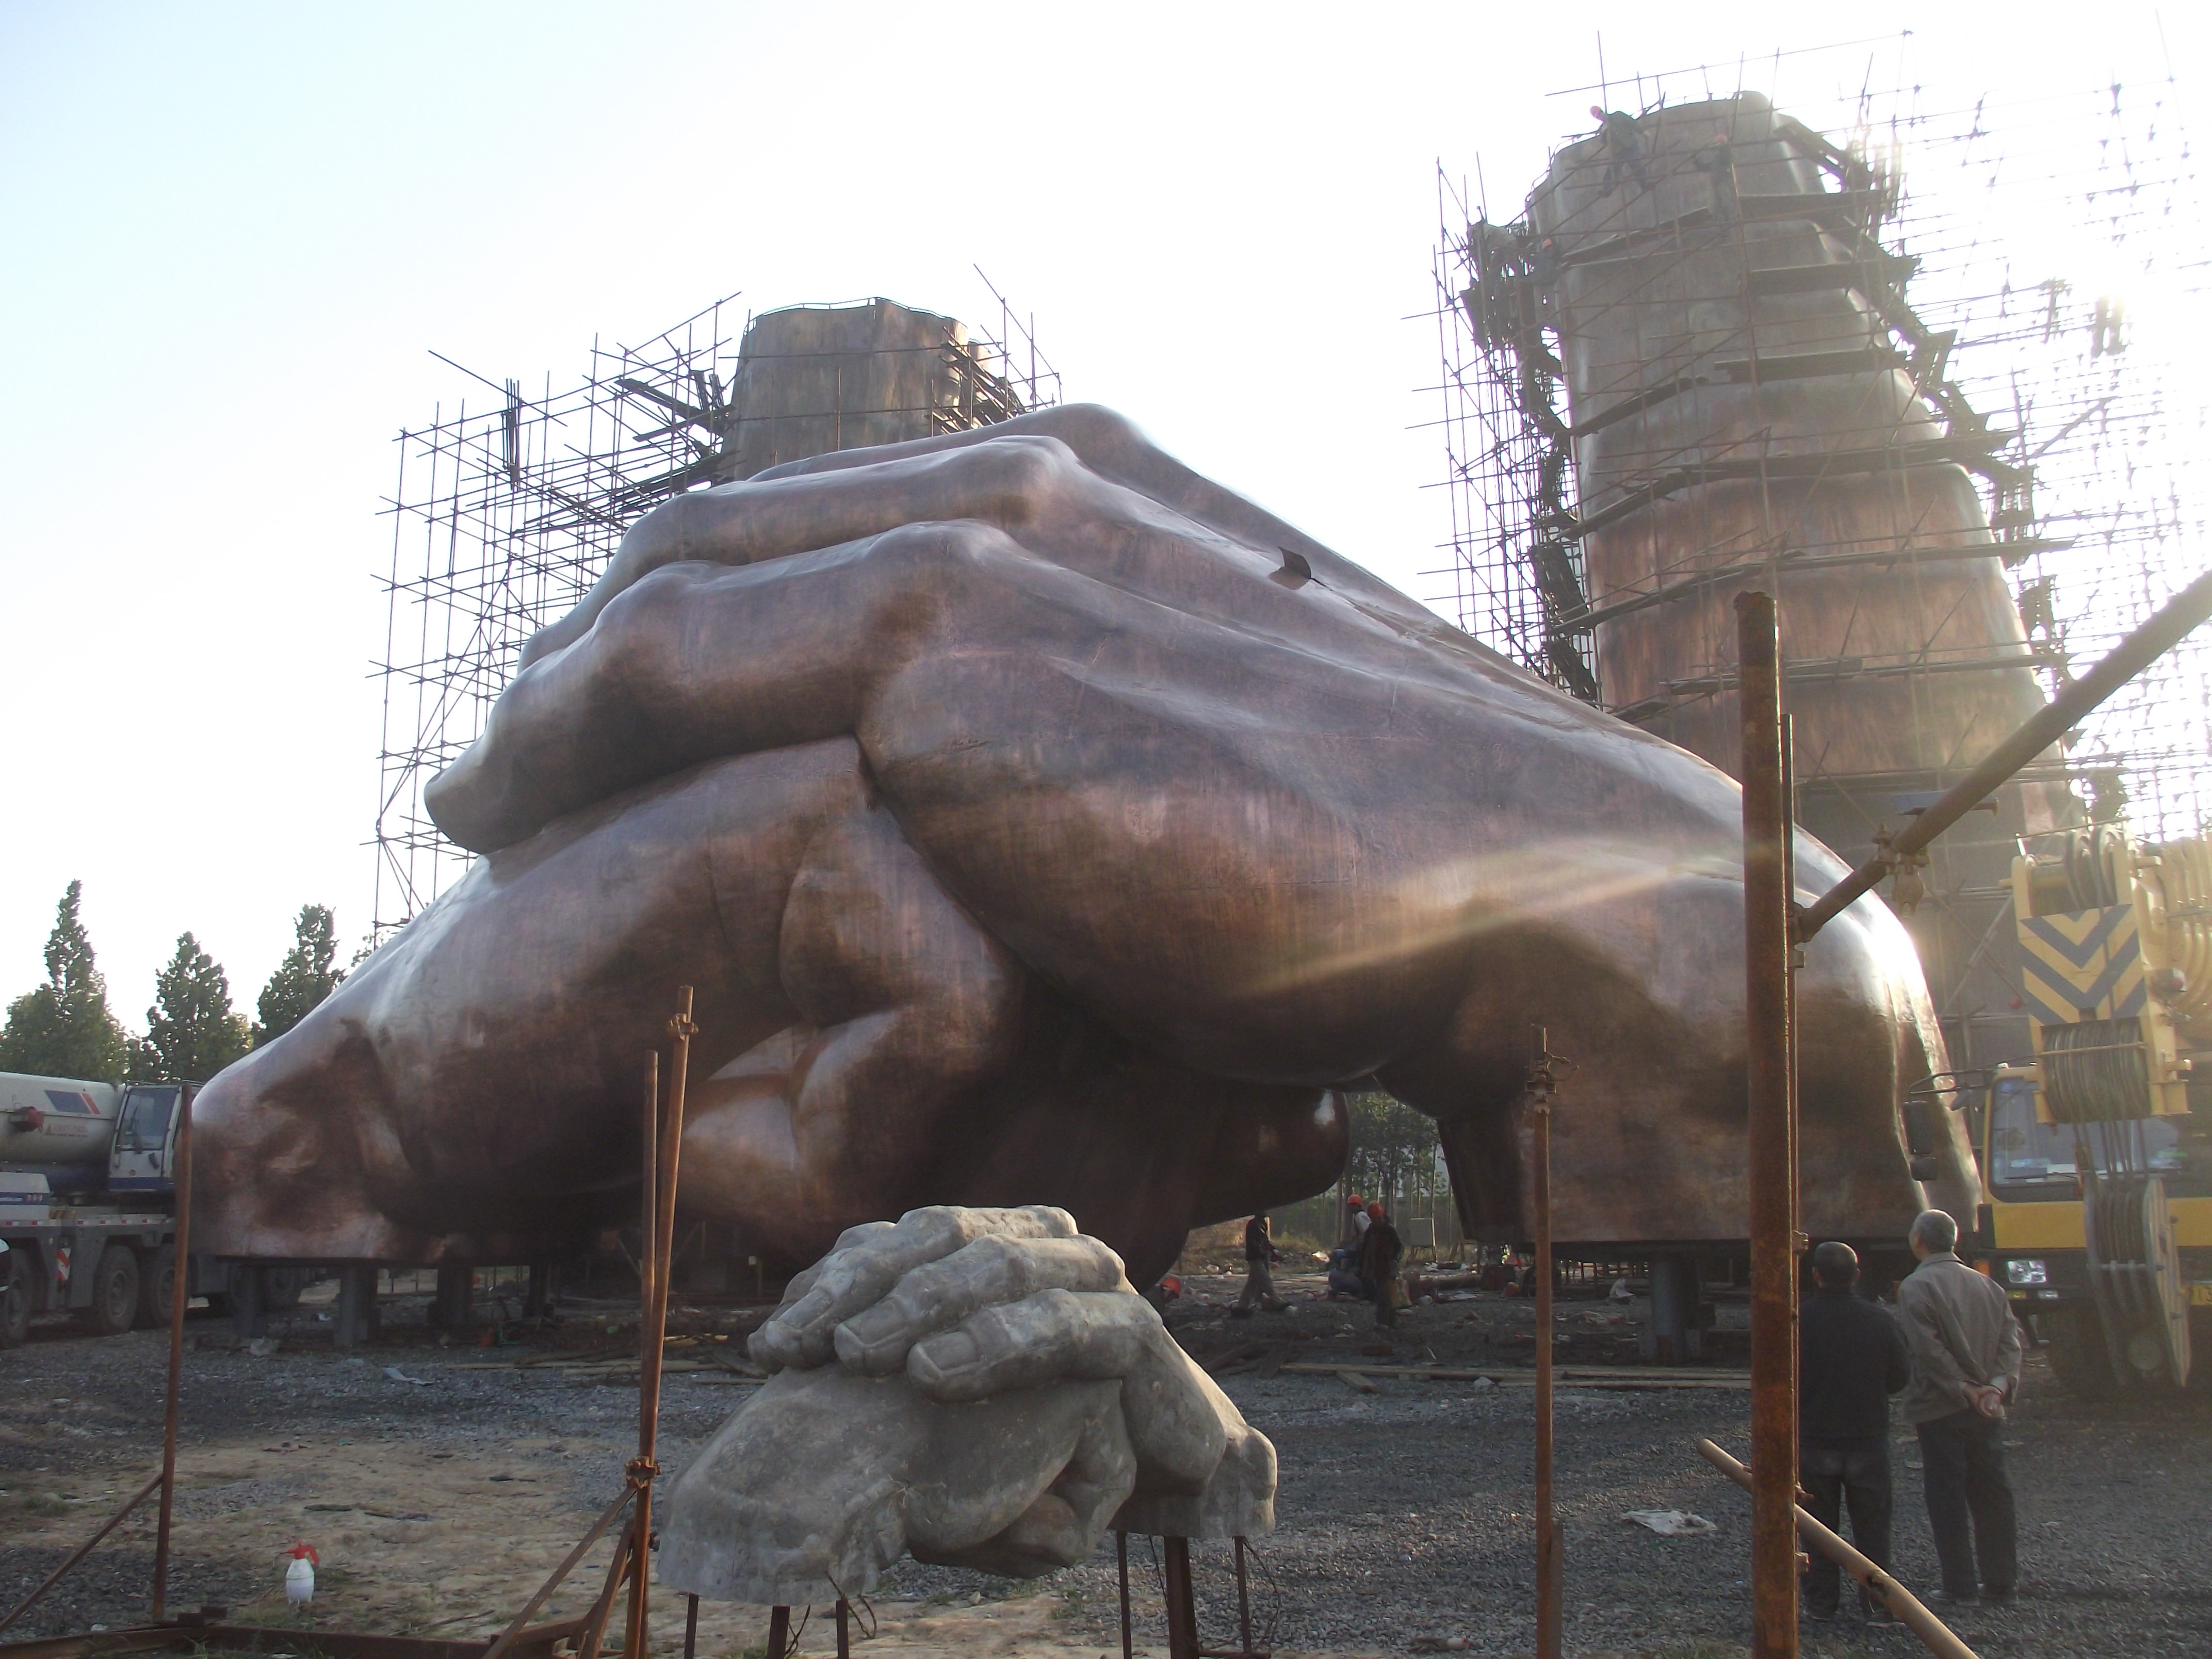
[907,1284,1230,1495]
[748,1203,1076,1371]
[834,1234,1131,1373]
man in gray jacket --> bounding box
[1897,1210,2024,1606]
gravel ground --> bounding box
[3,1272,2208,1656]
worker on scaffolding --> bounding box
[1589,104,1652,194]
[1693,126,1738,221]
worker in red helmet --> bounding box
[1345,1193,1371,1243]
[1353,1199,1406,1328]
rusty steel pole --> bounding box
[151,1083,195,1620]
[1530,1032,1563,1659]
[1738,591,1799,1659]
[625,989,697,1659]
[1698,1440,1980,1659]
[1797,564,2212,941]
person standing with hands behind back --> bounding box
[1897,1210,2023,1607]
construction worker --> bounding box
[1693,126,1738,221]
[1231,1213,1287,1315]
[1354,1200,1404,1328]
[1589,104,1651,194]
[1799,1241,1910,1623]
[1898,1210,2023,1607]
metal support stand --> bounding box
[765,1606,791,1658]
[229,1263,264,1340]
[334,1262,377,1348]
[525,1259,555,1320]
[1116,1531,1133,1659]
[1232,1536,1254,1658]
[1162,1537,1199,1659]
[834,1598,851,1658]
[434,1260,474,1333]
[1642,1252,1703,1363]
[682,1595,697,1659]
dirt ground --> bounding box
[4,1268,2209,1658]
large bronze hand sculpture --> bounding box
[193,405,1974,1280]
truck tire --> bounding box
[2046,1304,2120,1400]
[0,1249,29,1348]
[136,1244,176,1329]
[80,1244,140,1338]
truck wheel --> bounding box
[0,1250,29,1348]
[80,1244,140,1338]
[2046,1304,2120,1400]
[136,1244,176,1329]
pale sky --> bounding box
[2,2,2204,1028]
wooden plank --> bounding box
[1336,1370,1380,1394]
[1280,1362,1749,1389]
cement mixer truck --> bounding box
[0,1070,215,1346]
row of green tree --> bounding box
[0,882,350,1084]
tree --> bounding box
[0,881,130,1080]
[1344,1088,1443,1206]
[253,904,346,1047]
[129,933,251,1083]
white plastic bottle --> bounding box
[284,1542,318,1605]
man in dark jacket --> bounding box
[1354,1200,1404,1327]
[1799,1241,1911,1622]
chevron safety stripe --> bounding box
[2020,906,2147,1023]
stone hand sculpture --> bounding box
[659,1205,1273,1606]
[192,403,1976,1278]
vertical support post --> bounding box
[1233,1535,1253,1656]
[766,1607,791,1659]
[151,1084,193,1620]
[682,1595,698,1659]
[1738,590,1799,1659]
[835,1598,851,1658]
[525,1258,554,1320]
[231,1263,264,1340]
[1530,1030,1562,1659]
[434,1261,473,1333]
[1161,1536,1199,1659]
[335,1262,378,1348]
[1117,1531,1133,1659]
[626,989,697,1659]
[640,1053,659,1320]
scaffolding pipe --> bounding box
[1697,1440,1979,1659]
[1797,565,2212,941]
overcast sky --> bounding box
[2,2,2203,1030]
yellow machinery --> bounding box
[1980,825,2212,1394]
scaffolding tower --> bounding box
[373,286,1059,939]
[1432,56,2211,1072]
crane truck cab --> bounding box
[1,1071,199,1345]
